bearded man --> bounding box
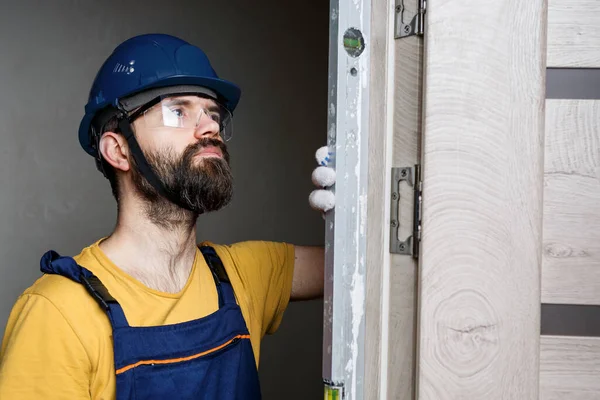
[0,33,328,400]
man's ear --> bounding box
[99,132,131,172]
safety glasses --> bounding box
[128,94,233,141]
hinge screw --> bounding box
[399,244,406,251]
[391,220,398,227]
[392,192,398,200]
[403,25,411,34]
[401,169,408,177]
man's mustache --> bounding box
[184,138,230,164]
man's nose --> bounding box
[193,113,220,140]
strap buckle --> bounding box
[80,273,117,311]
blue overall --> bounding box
[39,246,262,400]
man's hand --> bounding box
[309,146,336,213]
[291,146,333,301]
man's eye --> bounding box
[169,108,185,118]
[209,112,221,124]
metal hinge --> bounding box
[390,165,422,257]
[394,0,426,39]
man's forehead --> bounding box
[161,95,217,107]
[120,85,219,112]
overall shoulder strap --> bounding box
[40,250,129,329]
[199,246,236,307]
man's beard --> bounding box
[130,138,233,229]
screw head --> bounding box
[404,25,411,34]
[391,220,398,227]
[392,192,398,200]
[399,244,406,250]
[401,169,408,177]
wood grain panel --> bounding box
[548,0,600,68]
[386,0,423,398]
[416,0,547,398]
[387,32,422,400]
[364,0,393,396]
[540,335,600,399]
[543,100,600,305]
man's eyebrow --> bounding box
[162,97,220,111]
[162,98,193,107]
[206,103,220,112]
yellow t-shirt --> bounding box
[0,239,295,399]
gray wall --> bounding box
[0,1,328,399]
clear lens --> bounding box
[140,95,233,141]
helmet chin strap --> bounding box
[117,117,199,214]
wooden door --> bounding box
[325,0,600,399]
[540,1,600,398]
[414,0,600,399]
[415,0,548,397]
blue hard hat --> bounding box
[78,33,241,157]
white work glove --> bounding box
[309,146,336,213]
